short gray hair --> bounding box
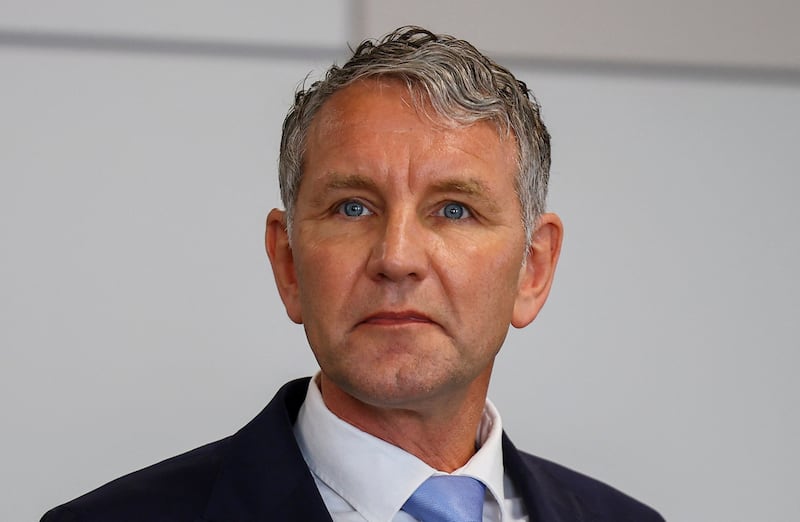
[278,26,550,242]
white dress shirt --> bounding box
[293,376,529,522]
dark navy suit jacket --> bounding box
[42,378,664,521]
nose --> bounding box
[366,211,429,282]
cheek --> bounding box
[293,242,364,317]
[438,237,524,295]
[471,254,526,331]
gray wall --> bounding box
[2,2,798,521]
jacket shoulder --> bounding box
[41,437,230,522]
[515,450,665,522]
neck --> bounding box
[318,370,492,472]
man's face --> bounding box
[268,79,555,409]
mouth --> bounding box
[359,310,435,327]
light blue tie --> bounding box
[401,475,485,522]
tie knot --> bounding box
[402,475,485,522]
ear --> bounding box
[265,209,303,324]
[512,213,564,328]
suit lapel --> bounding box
[502,433,589,522]
[197,379,591,521]
[200,378,332,522]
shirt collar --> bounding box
[293,375,507,522]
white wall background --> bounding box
[2,2,798,521]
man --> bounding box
[43,26,664,521]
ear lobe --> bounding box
[265,209,303,324]
[512,213,564,328]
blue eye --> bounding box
[339,200,371,217]
[440,202,470,220]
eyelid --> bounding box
[336,198,374,217]
[436,201,473,219]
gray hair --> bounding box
[278,26,550,243]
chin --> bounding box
[331,365,470,409]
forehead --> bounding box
[304,78,517,178]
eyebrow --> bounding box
[312,173,500,212]
[431,178,500,212]
[306,173,378,208]
[430,178,486,197]
[322,173,379,192]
